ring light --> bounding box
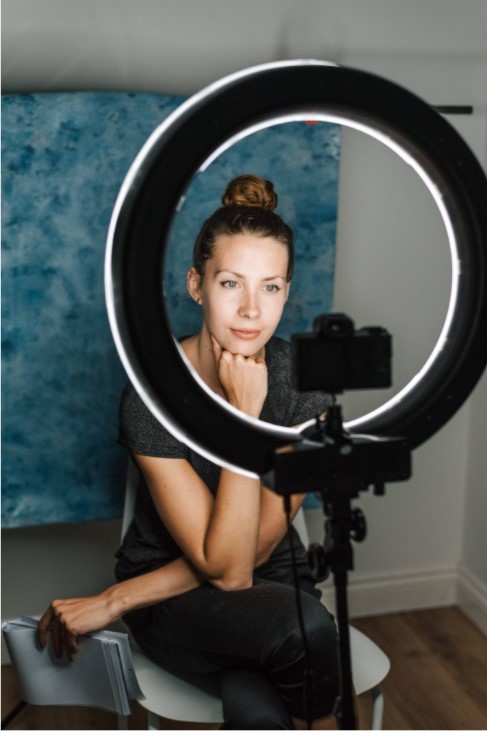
[105,60,487,476]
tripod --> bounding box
[271,402,411,729]
[312,489,368,726]
[309,404,368,729]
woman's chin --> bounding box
[231,342,265,358]
[225,337,265,357]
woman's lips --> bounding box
[231,329,261,340]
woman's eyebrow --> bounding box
[214,270,243,278]
[215,270,285,281]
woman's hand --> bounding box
[37,590,120,661]
[211,335,268,418]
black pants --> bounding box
[123,577,339,729]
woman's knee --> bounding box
[273,595,338,668]
[221,668,294,729]
[267,595,339,718]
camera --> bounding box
[291,313,392,393]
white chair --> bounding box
[120,460,390,729]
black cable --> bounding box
[284,495,314,730]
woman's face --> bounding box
[188,233,290,356]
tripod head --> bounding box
[266,314,412,502]
[268,404,411,501]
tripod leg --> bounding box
[334,572,356,730]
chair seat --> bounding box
[349,625,390,694]
[131,625,390,723]
[132,648,224,723]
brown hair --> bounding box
[192,175,295,281]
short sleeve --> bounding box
[118,383,189,459]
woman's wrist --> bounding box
[103,583,133,619]
[104,558,205,616]
[228,396,263,419]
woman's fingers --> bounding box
[52,615,64,659]
[66,632,80,662]
[36,591,118,661]
[209,334,268,416]
[37,600,81,660]
[37,606,54,649]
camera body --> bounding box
[291,313,392,394]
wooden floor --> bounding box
[352,607,487,730]
[2,607,486,730]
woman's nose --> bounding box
[238,292,260,319]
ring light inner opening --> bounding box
[163,111,455,431]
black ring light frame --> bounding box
[106,60,487,477]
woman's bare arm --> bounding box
[37,554,202,659]
[138,455,261,591]
[37,466,304,660]
[135,339,270,591]
[256,486,305,565]
[37,343,312,657]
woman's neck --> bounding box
[181,327,224,397]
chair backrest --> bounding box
[292,505,310,545]
[121,458,310,546]
[121,458,139,540]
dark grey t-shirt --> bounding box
[115,336,330,586]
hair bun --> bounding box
[222,174,278,211]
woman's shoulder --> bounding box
[120,380,142,409]
[265,336,331,427]
[267,335,290,354]
[266,335,298,387]
[266,336,291,370]
[262,337,292,424]
[119,382,189,459]
[120,381,156,426]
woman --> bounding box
[38,175,339,729]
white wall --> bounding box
[2,0,487,644]
[314,52,487,623]
[1,520,122,621]
[3,0,487,95]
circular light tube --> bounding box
[106,60,487,476]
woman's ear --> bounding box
[187,267,202,304]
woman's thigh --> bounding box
[130,579,325,664]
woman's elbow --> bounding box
[197,548,254,591]
[210,573,253,592]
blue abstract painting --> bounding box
[2,92,340,527]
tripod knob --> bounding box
[307,542,330,582]
[350,508,367,542]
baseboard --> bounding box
[317,565,458,619]
[456,564,487,636]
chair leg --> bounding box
[370,685,384,730]
[147,710,160,730]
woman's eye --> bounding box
[265,284,280,293]
[222,280,238,288]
